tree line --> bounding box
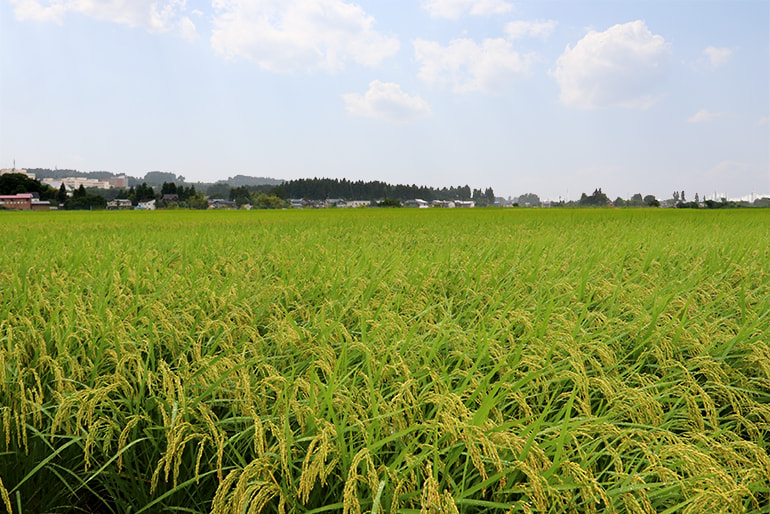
[3,172,768,210]
[0,173,58,200]
[578,189,660,207]
[73,178,500,208]
[272,178,497,205]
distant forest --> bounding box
[13,168,769,209]
[28,169,188,186]
[27,168,119,180]
[276,178,496,204]
[27,168,498,203]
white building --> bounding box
[107,199,133,210]
[136,199,156,210]
[404,199,430,208]
[0,168,35,179]
[41,177,116,190]
[41,178,67,190]
[63,177,111,190]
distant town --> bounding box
[1,167,768,211]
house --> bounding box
[346,200,371,208]
[0,193,33,210]
[208,198,236,209]
[161,194,179,203]
[136,199,156,210]
[31,200,51,211]
[289,199,305,208]
[325,198,346,208]
[454,201,475,208]
[404,199,429,208]
[107,199,133,210]
[431,200,455,208]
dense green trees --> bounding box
[131,183,156,203]
[57,183,68,203]
[279,178,495,204]
[644,195,660,207]
[159,182,197,202]
[229,186,252,207]
[253,194,286,209]
[205,183,231,199]
[160,182,177,196]
[377,198,402,208]
[576,190,659,208]
[0,173,57,200]
[516,193,541,206]
[64,185,107,210]
[579,188,610,206]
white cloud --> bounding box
[177,15,198,42]
[703,46,732,68]
[551,20,670,109]
[687,109,723,123]
[421,0,513,19]
[210,0,399,73]
[11,0,66,22]
[10,0,197,38]
[414,38,533,93]
[343,81,431,123]
[505,20,557,40]
[756,116,769,127]
[705,160,753,182]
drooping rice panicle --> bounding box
[0,208,768,512]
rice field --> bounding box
[0,208,768,513]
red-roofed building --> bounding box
[0,193,33,210]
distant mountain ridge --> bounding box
[28,168,117,180]
[218,175,284,187]
[25,168,283,188]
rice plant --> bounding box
[0,208,768,513]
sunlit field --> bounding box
[1,208,768,513]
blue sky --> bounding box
[1,0,768,201]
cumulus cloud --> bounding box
[343,81,431,123]
[702,46,732,68]
[11,0,197,38]
[687,109,723,123]
[756,116,769,127]
[706,160,753,182]
[421,0,513,19]
[415,38,533,93]
[551,20,670,109]
[210,0,399,73]
[11,0,66,22]
[505,20,557,40]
